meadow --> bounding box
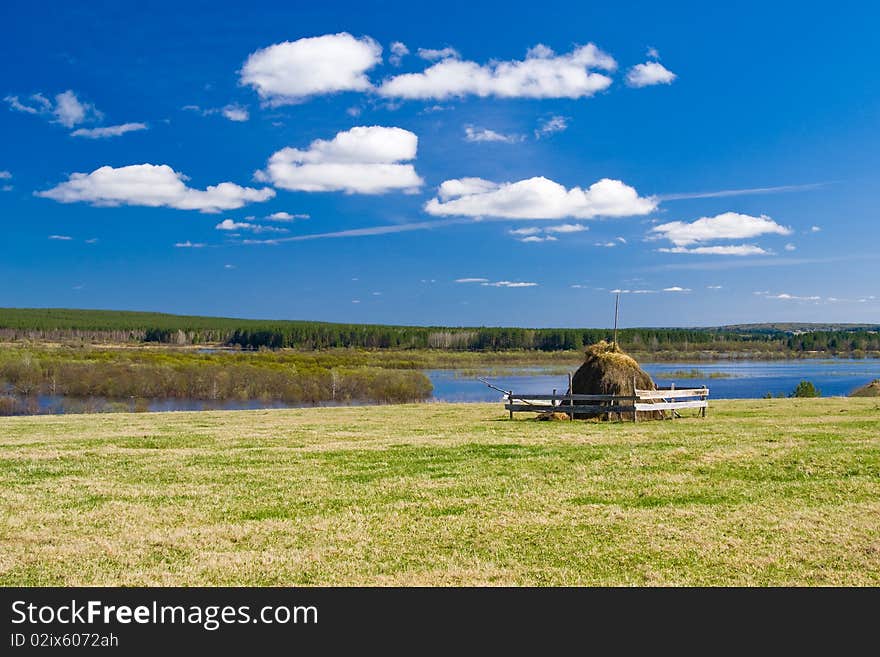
[1,398,878,586]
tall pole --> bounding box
[613,292,620,348]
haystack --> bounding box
[850,379,880,397]
[570,340,661,419]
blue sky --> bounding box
[1,0,878,327]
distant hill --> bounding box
[720,323,880,333]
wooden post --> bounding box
[508,392,513,420]
[670,382,675,420]
[632,376,638,422]
[613,292,620,348]
[568,372,574,421]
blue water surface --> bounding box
[426,359,880,402]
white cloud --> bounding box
[519,235,557,243]
[481,280,538,288]
[463,126,523,143]
[509,227,541,236]
[544,223,587,233]
[266,211,309,221]
[216,218,288,233]
[48,234,73,240]
[224,264,236,269]
[240,33,382,105]
[646,47,660,60]
[811,225,821,232]
[184,104,250,122]
[221,104,249,122]
[379,43,616,100]
[6,90,102,127]
[54,90,101,127]
[659,244,770,256]
[389,41,409,66]
[175,241,205,248]
[37,163,275,213]
[534,115,568,138]
[417,47,461,61]
[257,126,423,194]
[759,292,822,301]
[595,241,619,248]
[626,61,677,88]
[651,212,792,246]
[663,286,691,292]
[455,278,489,283]
[85,238,99,244]
[0,171,11,179]
[215,219,251,231]
[426,176,656,219]
[659,182,827,201]
[70,122,148,138]
[784,243,797,251]
[707,285,723,290]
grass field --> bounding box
[1,399,878,586]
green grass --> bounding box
[1,399,878,586]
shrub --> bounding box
[790,380,821,398]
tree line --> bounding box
[1,308,878,355]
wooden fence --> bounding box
[503,382,709,422]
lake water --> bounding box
[3,359,877,415]
[426,359,880,402]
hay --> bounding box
[535,411,573,421]
[850,379,880,397]
[570,340,661,420]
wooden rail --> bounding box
[502,382,709,422]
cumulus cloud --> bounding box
[379,43,616,100]
[650,212,792,246]
[463,126,523,143]
[240,33,382,105]
[426,176,656,220]
[534,115,568,138]
[389,41,409,66]
[256,125,423,194]
[215,218,288,233]
[221,104,249,121]
[510,223,587,242]
[658,244,770,256]
[266,211,309,221]
[417,47,461,61]
[544,223,587,233]
[37,163,275,213]
[626,61,677,88]
[811,225,821,232]
[5,90,102,127]
[70,122,148,138]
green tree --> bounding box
[790,380,821,398]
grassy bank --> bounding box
[1,398,878,585]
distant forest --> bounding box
[1,308,879,356]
